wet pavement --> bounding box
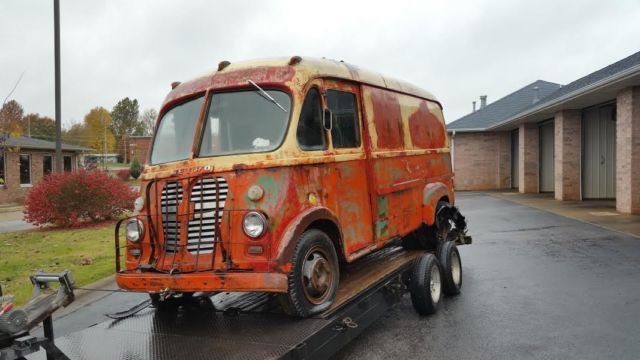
[31,193,640,359]
[338,193,640,359]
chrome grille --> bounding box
[187,177,227,253]
[161,181,183,253]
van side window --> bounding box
[327,90,360,148]
[297,88,325,150]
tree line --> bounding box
[0,97,157,153]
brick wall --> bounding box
[451,131,511,190]
[0,150,78,204]
[554,110,581,200]
[128,137,152,165]
[518,124,539,193]
[616,86,640,214]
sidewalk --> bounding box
[486,191,640,238]
[0,209,36,233]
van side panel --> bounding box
[361,85,453,244]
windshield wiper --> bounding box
[247,79,288,113]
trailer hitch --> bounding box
[0,271,75,360]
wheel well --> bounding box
[306,219,345,264]
[439,196,450,205]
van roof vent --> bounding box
[171,81,181,89]
[289,56,302,65]
[218,61,231,71]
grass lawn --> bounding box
[0,223,122,306]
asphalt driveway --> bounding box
[338,193,640,359]
[25,193,640,359]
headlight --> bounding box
[134,197,144,211]
[242,211,267,238]
[126,219,144,242]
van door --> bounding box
[323,80,374,258]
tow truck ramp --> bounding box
[14,246,457,359]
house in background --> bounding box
[0,136,91,204]
[448,50,640,214]
[114,135,152,165]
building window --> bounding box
[43,155,53,176]
[326,90,361,148]
[19,154,31,185]
[64,156,72,172]
[0,152,5,186]
[296,88,326,150]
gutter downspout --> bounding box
[451,130,456,173]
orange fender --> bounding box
[274,206,342,272]
[422,182,453,225]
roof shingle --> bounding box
[447,80,562,131]
[3,136,91,152]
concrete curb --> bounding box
[0,206,23,214]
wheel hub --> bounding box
[302,251,333,302]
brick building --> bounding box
[117,136,152,165]
[448,50,640,214]
[0,136,90,204]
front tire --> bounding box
[280,229,340,317]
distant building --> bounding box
[0,136,91,204]
[448,50,640,214]
[116,135,152,164]
[83,153,121,164]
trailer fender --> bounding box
[422,182,452,226]
[275,206,342,272]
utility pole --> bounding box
[54,0,62,173]
[123,134,127,164]
[102,112,107,171]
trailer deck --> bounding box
[24,247,424,360]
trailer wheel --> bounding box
[437,241,462,296]
[280,229,339,317]
[409,253,442,316]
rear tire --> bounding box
[279,229,340,317]
[436,241,462,296]
[409,253,442,315]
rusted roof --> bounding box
[167,57,439,105]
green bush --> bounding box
[130,158,143,179]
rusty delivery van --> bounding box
[115,56,468,317]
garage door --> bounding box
[582,104,616,199]
[539,121,554,193]
[511,130,519,189]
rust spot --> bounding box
[368,87,404,149]
[408,100,446,148]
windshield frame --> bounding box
[196,86,293,159]
[148,92,206,166]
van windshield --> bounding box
[150,96,204,165]
[199,90,291,157]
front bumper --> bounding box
[116,271,288,293]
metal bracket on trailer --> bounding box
[0,271,75,360]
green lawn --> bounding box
[0,223,123,306]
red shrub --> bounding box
[24,170,138,227]
[116,169,130,181]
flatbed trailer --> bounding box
[14,245,461,360]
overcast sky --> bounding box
[2,0,640,127]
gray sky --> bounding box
[2,0,640,127]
